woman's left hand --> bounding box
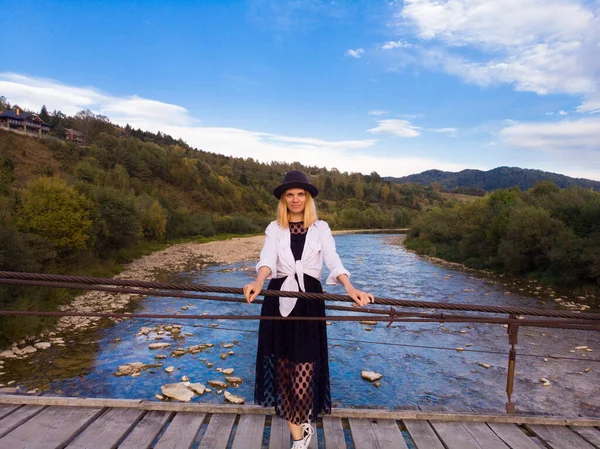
[345,286,375,307]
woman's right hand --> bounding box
[243,280,263,304]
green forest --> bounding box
[0,100,438,343]
[406,182,600,288]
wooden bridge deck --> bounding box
[0,396,599,449]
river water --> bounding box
[2,234,599,416]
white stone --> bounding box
[189,383,206,395]
[149,343,171,349]
[207,380,228,389]
[165,366,175,373]
[34,342,51,350]
[478,363,491,369]
[361,371,383,382]
[221,368,234,375]
[0,351,17,359]
[161,382,194,402]
[225,376,243,384]
[224,391,244,404]
[118,365,134,375]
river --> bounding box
[1,233,598,416]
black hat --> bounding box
[273,170,319,199]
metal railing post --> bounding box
[506,313,519,414]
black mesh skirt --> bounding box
[254,274,331,425]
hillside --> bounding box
[386,167,600,192]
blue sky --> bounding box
[1,0,599,180]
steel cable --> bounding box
[0,271,598,320]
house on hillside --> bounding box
[65,128,84,143]
[0,108,51,135]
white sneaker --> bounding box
[300,422,315,448]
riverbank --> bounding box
[385,235,599,313]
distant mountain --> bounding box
[386,167,600,192]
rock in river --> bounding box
[189,383,206,395]
[149,343,171,350]
[161,382,194,402]
[224,391,244,404]
[361,371,383,382]
[225,376,243,385]
[207,380,229,389]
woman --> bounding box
[243,170,374,449]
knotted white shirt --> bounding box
[256,220,350,316]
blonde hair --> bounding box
[277,190,318,228]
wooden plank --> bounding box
[527,425,595,449]
[0,404,20,420]
[1,396,599,426]
[487,423,541,449]
[571,427,600,448]
[403,419,445,449]
[0,406,103,448]
[269,415,290,449]
[66,407,145,449]
[420,405,482,449]
[0,405,45,438]
[348,418,407,449]
[348,418,378,449]
[231,414,266,449]
[372,419,408,449]
[119,410,173,449]
[154,411,205,449]
[322,417,346,449]
[308,424,318,449]
[199,413,236,449]
[446,406,509,449]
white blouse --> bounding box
[256,219,351,316]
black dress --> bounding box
[254,221,331,425]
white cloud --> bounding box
[346,48,365,58]
[100,95,195,126]
[368,109,388,116]
[395,0,600,107]
[0,72,472,177]
[430,127,458,136]
[0,73,192,126]
[379,40,412,50]
[576,94,600,114]
[499,117,600,154]
[558,110,568,116]
[367,119,422,137]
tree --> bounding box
[94,187,141,253]
[136,197,168,240]
[39,105,50,123]
[0,96,9,113]
[17,177,94,255]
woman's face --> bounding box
[284,188,306,214]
